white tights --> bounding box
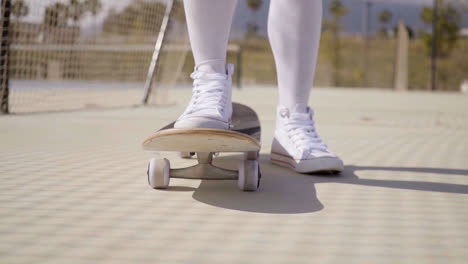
[183,0,322,109]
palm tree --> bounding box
[84,0,102,17]
[327,0,348,86]
[65,0,86,78]
[83,0,102,41]
[44,2,69,28]
[68,0,85,27]
[246,0,263,39]
[420,0,463,90]
[378,9,392,37]
[11,0,29,21]
[67,0,86,45]
[11,0,29,40]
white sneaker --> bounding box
[270,104,344,173]
[174,63,234,129]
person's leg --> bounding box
[268,0,343,173]
[175,0,238,129]
[268,0,322,109]
[184,0,237,73]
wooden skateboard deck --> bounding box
[142,103,261,152]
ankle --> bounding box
[277,103,309,114]
[196,59,226,74]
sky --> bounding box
[20,0,468,39]
[233,0,468,38]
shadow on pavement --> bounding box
[190,154,468,214]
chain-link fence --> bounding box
[1,0,188,113]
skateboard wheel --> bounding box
[147,158,170,189]
[179,152,194,159]
[238,160,260,192]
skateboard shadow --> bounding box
[191,154,468,214]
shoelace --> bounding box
[282,109,329,154]
[186,71,229,114]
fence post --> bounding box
[394,19,409,91]
[236,46,242,89]
[1,0,11,114]
[141,0,174,105]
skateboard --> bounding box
[143,103,261,191]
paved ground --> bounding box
[1,87,467,263]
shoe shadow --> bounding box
[191,154,468,214]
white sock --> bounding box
[268,0,323,110]
[183,0,238,74]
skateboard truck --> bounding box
[171,152,238,180]
[147,151,260,191]
[144,103,261,192]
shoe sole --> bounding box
[270,152,343,174]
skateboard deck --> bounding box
[143,103,261,152]
[143,103,262,191]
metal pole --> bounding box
[141,0,174,104]
[431,0,438,91]
[236,46,242,89]
[1,0,11,114]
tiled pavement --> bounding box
[1,87,467,263]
